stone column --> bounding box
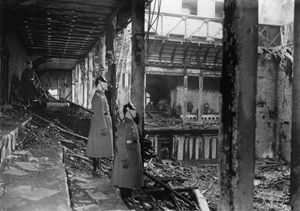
[291,0,300,209]
[131,0,145,133]
[219,0,258,210]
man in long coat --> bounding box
[112,103,144,199]
[21,60,39,107]
[86,75,113,177]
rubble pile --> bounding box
[2,106,291,210]
[0,106,31,129]
[254,159,290,211]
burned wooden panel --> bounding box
[147,130,219,164]
[39,70,72,100]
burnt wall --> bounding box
[256,53,292,162]
[5,31,28,103]
[276,61,292,162]
[256,53,277,158]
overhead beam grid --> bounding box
[2,0,135,68]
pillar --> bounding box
[99,35,106,74]
[291,0,300,209]
[183,75,188,123]
[106,19,118,144]
[83,59,88,108]
[131,0,145,132]
[219,0,258,210]
[198,75,203,124]
[0,4,3,105]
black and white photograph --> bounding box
[0,0,296,210]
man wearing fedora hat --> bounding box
[111,102,144,200]
[86,75,113,177]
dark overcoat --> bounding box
[21,68,38,101]
[111,118,144,189]
[86,90,113,158]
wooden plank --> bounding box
[193,189,210,211]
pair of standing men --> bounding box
[86,75,143,198]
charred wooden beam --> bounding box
[30,112,88,141]
[144,171,199,210]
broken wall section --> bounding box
[256,52,292,162]
[3,31,28,104]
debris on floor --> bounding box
[0,106,292,210]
